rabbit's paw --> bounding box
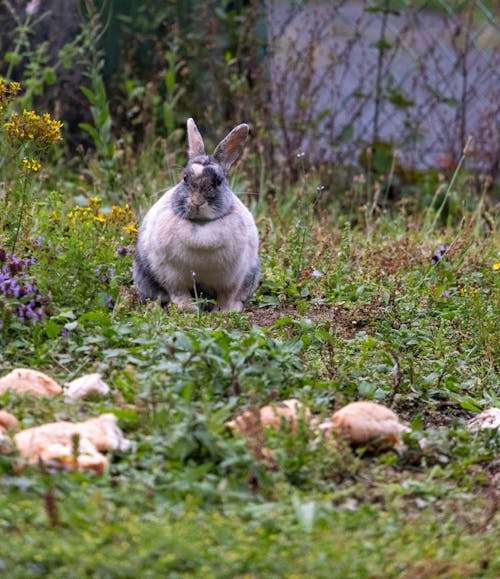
[216,297,244,313]
[170,294,198,311]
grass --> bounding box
[0,112,499,576]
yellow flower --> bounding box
[460,287,479,297]
[108,203,135,225]
[123,223,138,234]
[493,262,500,271]
[88,196,102,206]
[94,213,106,224]
[0,78,21,114]
[4,108,63,145]
[22,157,42,172]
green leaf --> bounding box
[78,311,112,327]
[292,495,316,533]
[80,86,97,104]
[79,122,100,144]
[44,67,56,85]
[45,320,60,339]
[5,51,22,65]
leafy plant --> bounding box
[0,78,63,251]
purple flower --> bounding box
[431,244,450,264]
[95,264,116,285]
[0,246,51,327]
[26,0,41,15]
[117,245,131,257]
[440,290,449,298]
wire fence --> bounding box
[1,0,498,184]
[268,0,500,178]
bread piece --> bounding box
[15,413,131,458]
[0,368,62,397]
[64,373,110,402]
[321,401,409,448]
[30,439,108,474]
[226,399,311,435]
[0,410,18,432]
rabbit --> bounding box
[133,118,260,312]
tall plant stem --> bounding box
[10,175,29,253]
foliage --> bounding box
[0,246,52,332]
[0,78,63,252]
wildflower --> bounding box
[108,204,134,225]
[493,262,500,271]
[117,245,131,257]
[0,247,51,326]
[460,287,479,297]
[0,79,21,114]
[22,157,42,172]
[95,264,115,285]
[4,108,63,146]
[123,223,138,235]
[68,205,100,227]
[26,0,41,15]
[440,290,449,298]
[431,244,449,264]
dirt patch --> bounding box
[247,301,388,339]
[396,398,473,429]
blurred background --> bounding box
[1,0,499,200]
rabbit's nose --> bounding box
[191,194,205,208]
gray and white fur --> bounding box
[133,118,260,312]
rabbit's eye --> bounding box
[183,174,189,184]
[215,175,223,187]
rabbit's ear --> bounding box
[213,124,249,171]
[187,118,205,158]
